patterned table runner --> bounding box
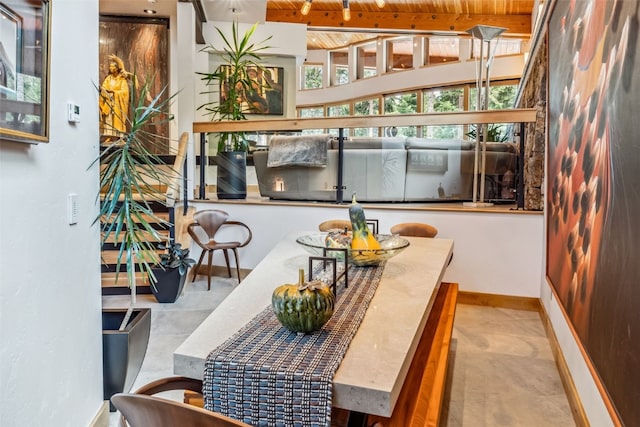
[203,263,386,427]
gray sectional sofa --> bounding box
[253,135,517,202]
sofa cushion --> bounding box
[405,138,472,150]
[331,137,406,150]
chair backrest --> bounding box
[112,393,250,427]
[390,222,438,238]
[193,209,230,238]
[319,219,352,231]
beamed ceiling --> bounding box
[266,0,534,34]
[265,0,535,50]
[99,0,536,50]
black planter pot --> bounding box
[216,151,247,199]
[150,267,187,303]
[102,308,151,411]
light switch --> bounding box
[67,193,78,225]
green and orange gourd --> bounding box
[349,193,380,250]
[272,269,335,333]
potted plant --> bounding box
[197,21,272,199]
[93,61,179,407]
[149,241,196,303]
[465,123,510,142]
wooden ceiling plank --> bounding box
[266,10,531,37]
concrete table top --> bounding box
[174,230,453,417]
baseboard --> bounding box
[538,304,590,427]
[88,401,110,427]
[457,291,541,311]
[193,265,252,282]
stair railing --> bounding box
[166,132,190,241]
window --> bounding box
[354,98,380,136]
[356,41,377,79]
[330,50,349,86]
[427,37,459,65]
[386,37,413,71]
[298,107,324,118]
[471,38,524,59]
[327,103,351,136]
[383,92,417,137]
[302,64,323,90]
[423,87,465,139]
[469,83,517,110]
[468,83,518,141]
[298,107,325,134]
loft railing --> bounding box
[192,109,537,207]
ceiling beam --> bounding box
[266,10,532,37]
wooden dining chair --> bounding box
[390,222,438,238]
[111,376,249,427]
[318,219,352,231]
[187,209,252,290]
[391,222,453,265]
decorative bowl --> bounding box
[296,233,410,266]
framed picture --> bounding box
[220,66,284,116]
[99,16,170,153]
[0,0,50,143]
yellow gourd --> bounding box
[348,194,380,250]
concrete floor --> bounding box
[103,277,575,426]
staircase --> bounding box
[100,132,193,296]
[100,200,170,295]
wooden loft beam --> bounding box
[192,108,538,134]
[266,10,532,37]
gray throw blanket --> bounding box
[267,134,331,168]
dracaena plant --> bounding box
[197,21,272,152]
[92,73,179,310]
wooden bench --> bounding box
[366,281,458,427]
[185,282,458,427]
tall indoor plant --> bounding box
[94,70,180,407]
[198,21,272,199]
[95,73,178,311]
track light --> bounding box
[342,0,350,21]
[301,0,312,15]
[375,0,385,7]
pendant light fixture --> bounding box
[299,0,384,21]
[342,0,351,21]
[301,0,312,15]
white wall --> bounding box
[188,202,543,297]
[540,284,613,426]
[299,51,524,107]
[0,1,105,425]
[175,15,307,197]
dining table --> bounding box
[173,230,454,422]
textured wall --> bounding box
[517,35,547,211]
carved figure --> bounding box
[99,54,129,139]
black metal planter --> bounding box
[102,308,151,411]
[150,267,187,303]
[216,151,247,200]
